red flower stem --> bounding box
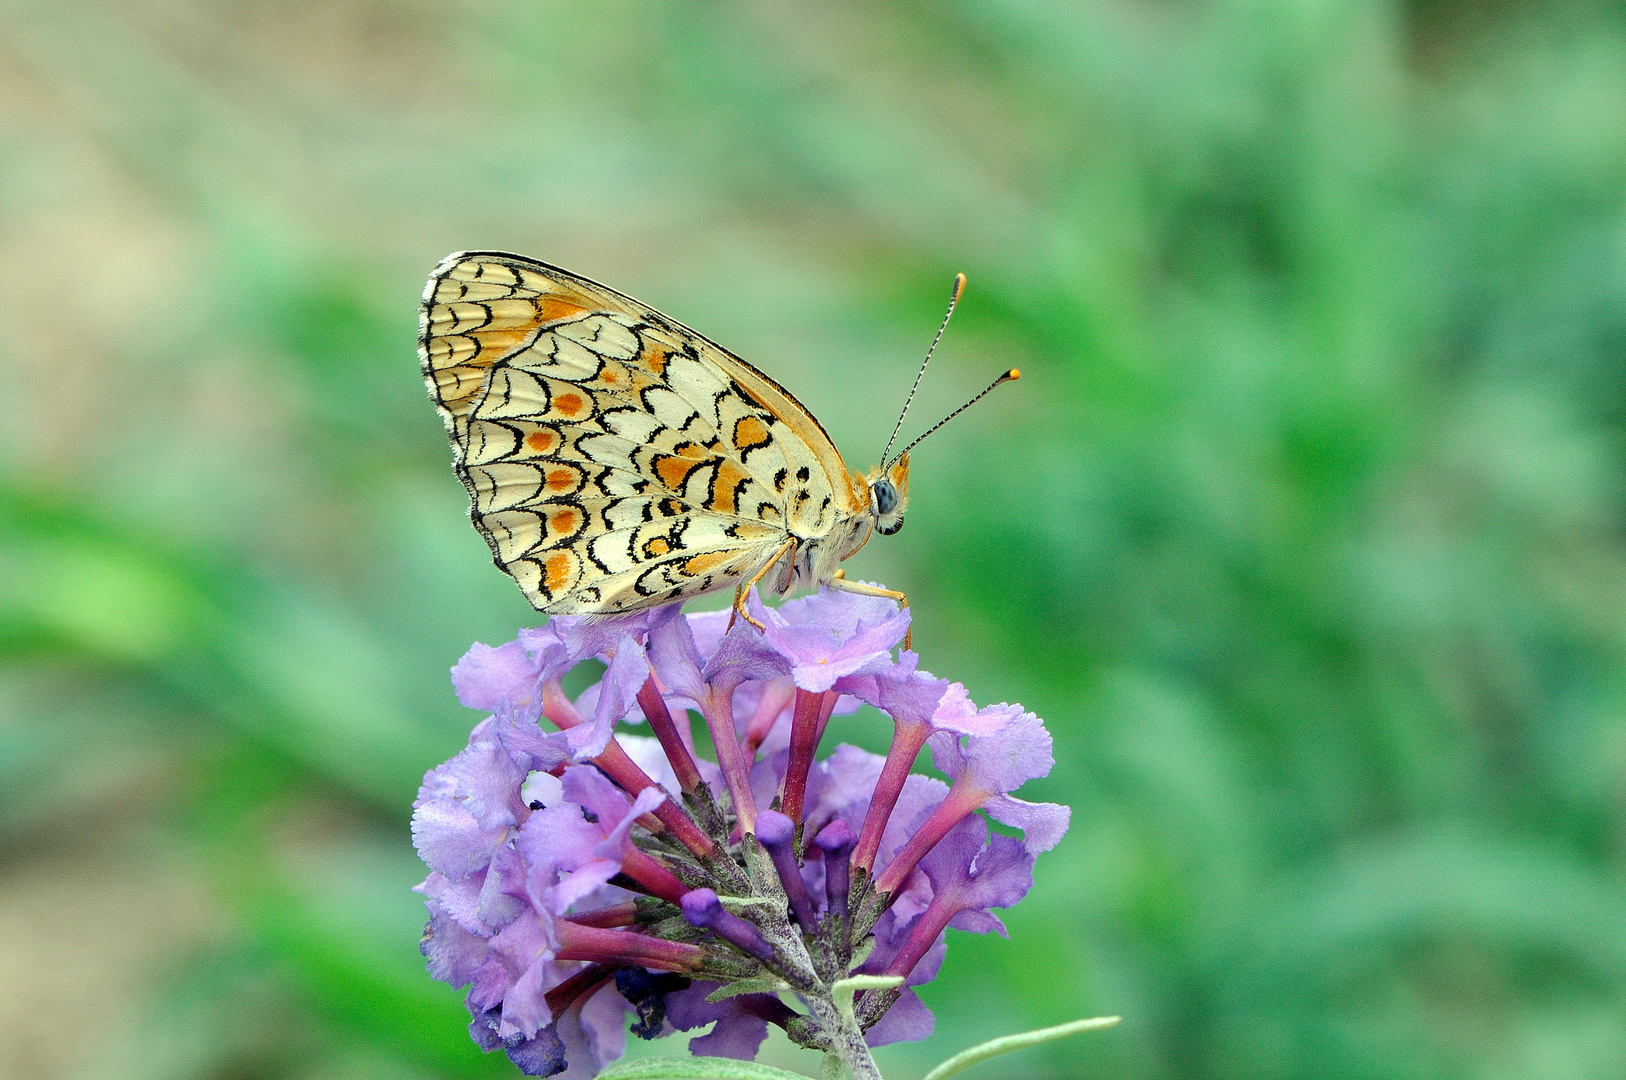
[700,688,757,835]
[813,688,838,744]
[882,887,965,982]
[779,689,827,825]
[599,741,719,858]
[542,679,718,859]
[851,719,933,873]
[740,678,796,760]
[872,782,987,898]
[555,921,706,973]
[636,675,704,793]
[619,845,690,905]
[564,903,638,928]
[543,963,621,1015]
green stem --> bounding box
[919,1015,1122,1080]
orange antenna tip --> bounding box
[890,365,1024,464]
[881,271,971,465]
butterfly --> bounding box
[418,251,1014,624]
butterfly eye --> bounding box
[871,478,905,535]
[872,478,898,517]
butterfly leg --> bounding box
[827,571,913,650]
[730,538,797,633]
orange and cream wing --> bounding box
[419,251,862,613]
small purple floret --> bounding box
[755,809,817,933]
[813,818,856,925]
[680,888,776,961]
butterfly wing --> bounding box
[420,251,864,614]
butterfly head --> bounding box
[867,455,910,536]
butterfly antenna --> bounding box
[881,272,966,466]
[892,368,1020,464]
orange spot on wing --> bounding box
[643,537,671,557]
[538,296,588,323]
[655,456,701,490]
[525,431,556,453]
[732,415,770,452]
[544,552,572,593]
[550,509,579,535]
[682,550,733,577]
[710,461,751,515]
[554,392,585,417]
[643,346,668,375]
[547,469,575,491]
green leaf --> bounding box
[596,1057,815,1080]
[919,1016,1122,1080]
[704,976,791,1002]
[821,1053,844,1080]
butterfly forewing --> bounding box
[419,251,862,614]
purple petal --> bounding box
[948,908,1008,936]
[864,987,934,1047]
[702,622,791,693]
[753,589,911,693]
[504,1025,568,1077]
[873,774,950,875]
[664,983,771,1061]
[559,764,638,827]
[421,900,492,986]
[749,750,790,817]
[803,743,886,832]
[488,906,556,962]
[502,956,556,1040]
[775,588,910,641]
[551,787,667,913]
[469,1008,506,1052]
[983,794,1071,853]
[492,703,575,774]
[420,870,490,937]
[477,844,531,929]
[411,798,506,880]
[646,608,710,702]
[453,640,543,713]
[689,1010,769,1060]
[555,983,629,1078]
[831,650,920,708]
[454,734,530,830]
[920,817,1036,925]
[685,609,734,662]
[538,611,658,681]
[927,711,1054,795]
[517,803,603,908]
[935,700,1025,739]
[862,664,950,728]
[562,634,647,760]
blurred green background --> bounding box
[4,1,1626,1077]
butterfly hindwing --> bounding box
[419,251,862,613]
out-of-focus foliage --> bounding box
[3,1,1626,1077]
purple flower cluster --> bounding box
[412,587,1068,1078]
